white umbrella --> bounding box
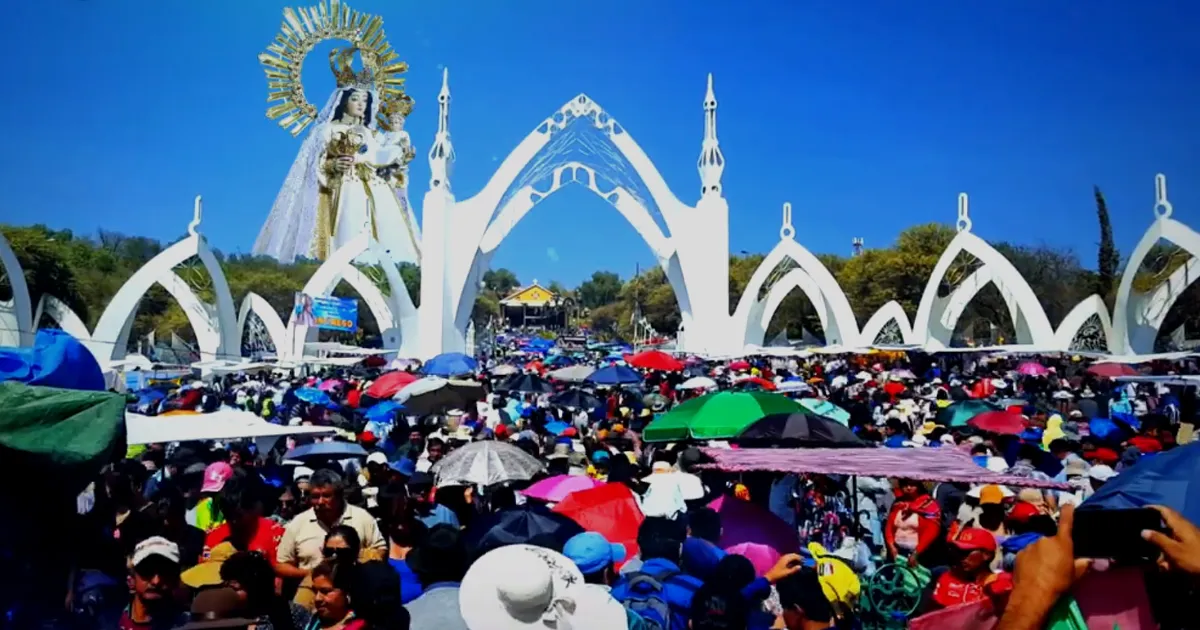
[776,380,811,394]
[677,376,718,390]
[491,364,519,376]
[547,365,596,383]
[431,440,545,487]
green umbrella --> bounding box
[796,398,852,426]
[936,399,1001,428]
[642,391,803,442]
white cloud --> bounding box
[546,247,560,262]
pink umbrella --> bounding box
[520,475,605,503]
[1016,361,1049,377]
[724,542,781,578]
[708,495,800,556]
[318,379,344,392]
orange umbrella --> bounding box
[365,371,419,399]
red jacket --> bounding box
[884,495,941,556]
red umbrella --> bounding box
[733,375,777,391]
[365,371,419,399]
[624,350,684,372]
[728,360,751,372]
[553,482,644,569]
[1087,363,1139,378]
[970,380,996,399]
[361,355,387,368]
[968,410,1026,435]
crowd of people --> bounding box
[9,339,1200,629]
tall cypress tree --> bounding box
[1095,185,1119,303]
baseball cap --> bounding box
[201,462,234,493]
[366,451,388,466]
[131,536,181,566]
[1088,464,1117,482]
[978,485,1005,505]
[563,532,626,575]
[1007,501,1041,524]
[389,457,416,477]
[950,527,997,553]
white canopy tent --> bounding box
[126,408,334,452]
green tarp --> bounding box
[0,382,126,496]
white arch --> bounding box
[0,230,33,347]
[235,292,288,355]
[88,234,238,365]
[1113,216,1200,354]
[912,231,1054,349]
[33,294,91,341]
[733,237,860,347]
[286,232,417,360]
[1054,294,1114,352]
[860,301,917,345]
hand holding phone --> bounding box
[1072,507,1166,563]
[1141,505,1200,574]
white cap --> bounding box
[294,465,315,480]
[366,451,388,465]
[131,536,180,566]
[1088,465,1117,482]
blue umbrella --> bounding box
[586,365,641,385]
[284,442,368,461]
[295,387,332,406]
[1081,442,1200,524]
[423,352,478,377]
[365,400,405,423]
[544,421,569,436]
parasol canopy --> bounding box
[394,377,485,416]
[365,371,419,399]
[431,440,545,487]
[624,350,684,372]
[550,389,602,410]
[936,399,1001,428]
[586,365,643,386]
[677,376,718,390]
[642,390,802,442]
[500,373,555,394]
[463,505,584,558]
[520,475,605,503]
[967,410,1026,435]
[796,398,850,426]
[736,412,868,448]
[422,352,478,377]
[547,364,596,383]
[1087,363,1139,378]
[1016,361,1049,377]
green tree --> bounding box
[482,268,520,295]
[577,271,623,309]
[1094,186,1120,306]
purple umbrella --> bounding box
[724,542,781,578]
[520,475,605,503]
[1016,362,1049,377]
[708,494,800,556]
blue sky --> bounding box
[1,1,1198,288]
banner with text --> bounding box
[293,293,358,332]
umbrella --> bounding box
[543,421,570,436]
[708,494,800,555]
[725,542,781,578]
[642,391,802,442]
[294,387,332,406]
[586,365,643,386]
[936,399,1001,428]
[1016,361,1049,377]
[554,482,644,568]
[547,365,596,383]
[364,400,404,423]
[1088,363,1139,378]
[968,410,1026,435]
[624,350,684,371]
[422,352,478,377]
[643,393,669,409]
[430,440,545,487]
[490,364,519,376]
[776,380,812,394]
[463,505,584,558]
[284,442,368,461]
[889,369,917,380]
[317,379,344,392]
[1081,442,1200,524]
[796,398,851,426]
[677,376,717,390]
[736,412,868,447]
[728,360,751,371]
[550,389,601,410]
[360,354,387,368]
[500,373,555,394]
[395,377,485,416]
[520,475,606,503]
[733,376,777,391]
[365,371,419,399]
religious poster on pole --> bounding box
[292,293,358,332]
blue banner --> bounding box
[294,293,358,332]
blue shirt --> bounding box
[388,557,424,604]
[417,504,460,530]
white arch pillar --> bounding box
[235,292,289,355]
[860,301,917,345]
[0,230,33,348]
[1054,295,1114,352]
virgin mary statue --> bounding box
[253,47,421,264]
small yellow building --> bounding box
[500,282,566,329]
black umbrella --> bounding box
[550,389,601,410]
[501,373,555,394]
[399,378,486,416]
[736,412,868,448]
[462,504,584,560]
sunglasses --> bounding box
[322,547,352,559]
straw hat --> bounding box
[182,542,238,588]
[459,544,626,630]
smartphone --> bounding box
[1072,508,1166,563]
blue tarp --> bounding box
[0,329,105,391]
[1081,441,1200,524]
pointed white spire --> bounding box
[697,73,724,198]
[429,67,454,191]
[1154,173,1173,219]
[780,202,795,240]
[188,195,203,237]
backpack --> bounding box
[615,567,678,630]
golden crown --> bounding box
[330,46,377,90]
[382,93,414,117]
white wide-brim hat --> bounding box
[460,544,588,630]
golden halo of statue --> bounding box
[259,0,410,136]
